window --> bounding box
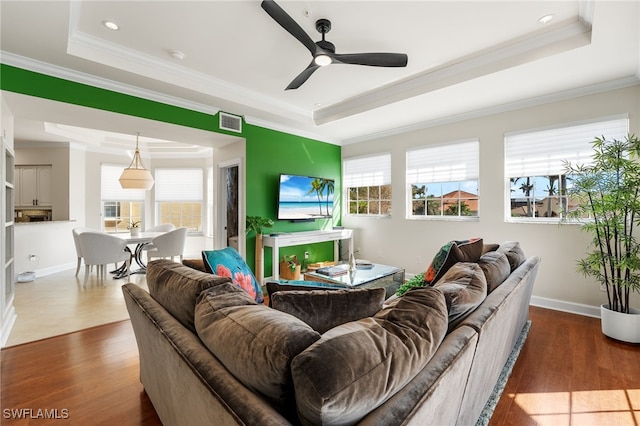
[505,116,628,221]
[155,168,203,232]
[343,153,392,216]
[101,164,145,232]
[407,139,479,219]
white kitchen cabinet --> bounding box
[16,165,52,207]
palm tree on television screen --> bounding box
[323,179,334,216]
[307,178,324,215]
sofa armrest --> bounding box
[122,284,292,426]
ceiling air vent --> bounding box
[219,112,242,133]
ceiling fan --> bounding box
[261,0,408,90]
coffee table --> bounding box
[304,263,404,298]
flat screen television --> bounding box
[277,174,335,221]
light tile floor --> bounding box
[5,266,148,347]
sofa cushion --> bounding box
[478,251,511,293]
[482,243,500,254]
[433,262,487,330]
[271,288,386,334]
[425,238,484,285]
[496,241,526,272]
[265,280,346,307]
[195,287,321,418]
[291,287,448,426]
[146,259,232,332]
[202,247,264,303]
[182,258,207,272]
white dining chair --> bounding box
[71,227,92,277]
[143,227,188,263]
[78,231,131,285]
[145,223,175,232]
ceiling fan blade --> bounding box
[286,62,320,90]
[333,53,408,67]
[261,0,318,55]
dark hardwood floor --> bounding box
[490,307,640,426]
[1,320,162,426]
[1,307,638,425]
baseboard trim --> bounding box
[530,295,601,318]
[33,263,76,278]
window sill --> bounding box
[345,214,391,219]
[506,218,581,225]
[408,216,479,222]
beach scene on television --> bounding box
[278,174,335,220]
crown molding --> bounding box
[1,51,221,117]
[315,16,592,126]
[66,1,310,122]
[243,115,341,146]
[0,52,336,146]
[343,76,640,145]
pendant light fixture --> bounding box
[119,133,154,190]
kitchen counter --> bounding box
[15,220,77,225]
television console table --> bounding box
[260,229,353,282]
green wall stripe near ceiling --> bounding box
[0,64,242,136]
[1,63,343,277]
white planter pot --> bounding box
[601,304,640,344]
[130,228,140,237]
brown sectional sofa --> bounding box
[122,242,540,425]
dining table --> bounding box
[111,231,165,279]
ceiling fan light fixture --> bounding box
[314,54,332,67]
[119,133,154,190]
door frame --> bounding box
[216,158,244,258]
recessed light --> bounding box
[538,14,555,24]
[169,50,185,60]
[103,21,119,31]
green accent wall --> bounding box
[244,124,342,277]
[1,64,342,277]
[0,64,240,137]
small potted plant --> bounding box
[563,134,640,343]
[128,220,141,236]
[279,254,301,280]
[245,216,274,284]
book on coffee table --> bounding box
[315,264,349,277]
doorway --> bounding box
[217,159,243,257]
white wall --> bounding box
[342,85,640,315]
[68,144,86,224]
[14,221,77,276]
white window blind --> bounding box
[101,164,145,201]
[155,168,203,201]
[407,140,479,184]
[505,116,628,178]
[343,153,391,187]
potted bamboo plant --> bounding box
[563,134,640,343]
[245,216,274,285]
